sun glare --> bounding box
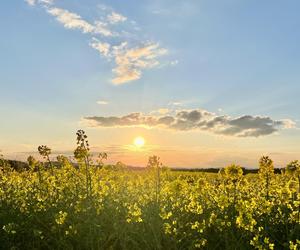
[134,136,145,148]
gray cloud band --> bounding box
[84,109,295,137]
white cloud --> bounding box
[94,21,115,37]
[97,100,109,105]
[151,9,171,15]
[150,108,170,115]
[47,8,115,36]
[97,4,109,11]
[158,108,169,115]
[90,40,167,84]
[46,7,116,36]
[280,119,296,129]
[107,11,127,24]
[25,0,54,6]
[47,8,95,33]
[26,1,168,84]
[25,0,36,5]
[170,60,179,66]
[111,42,168,84]
[169,101,183,106]
[40,0,54,5]
[90,38,111,57]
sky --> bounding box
[1,0,300,168]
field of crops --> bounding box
[0,131,299,249]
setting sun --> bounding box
[133,136,145,148]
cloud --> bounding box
[158,108,169,115]
[97,100,109,105]
[25,1,169,84]
[169,101,183,106]
[91,39,167,84]
[40,0,54,5]
[47,8,95,33]
[47,8,114,36]
[151,9,171,15]
[90,38,111,57]
[150,108,170,115]
[28,2,116,37]
[25,0,54,6]
[83,109,296,137]
[107,12,127,24]
[25,0,36,5]
[170,60,179,66]
[111,42,167,84]
[280,119,296,129]
[93,21,115,36]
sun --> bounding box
[134,136,145,148]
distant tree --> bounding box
[0,154,11,173]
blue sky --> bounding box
[1,0,300,167]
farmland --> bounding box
[0,132,299,249]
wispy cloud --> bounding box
[47,8,96,34]
[93,21,115,37]
[170,60,179,66]
[150,108,170,115]
[89,38,111,57]
[46,8,116,36]
[151,9,171,15]
[25,0,54,6]
[169,101,183,106]
[25,0,169,84]
[90,39,167,84]
[83,109,296,137]
[158,108,170,115]
[25,0,36,5]
[112,42,167,84]
[107,12,127,24]
[97,100,109,105]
